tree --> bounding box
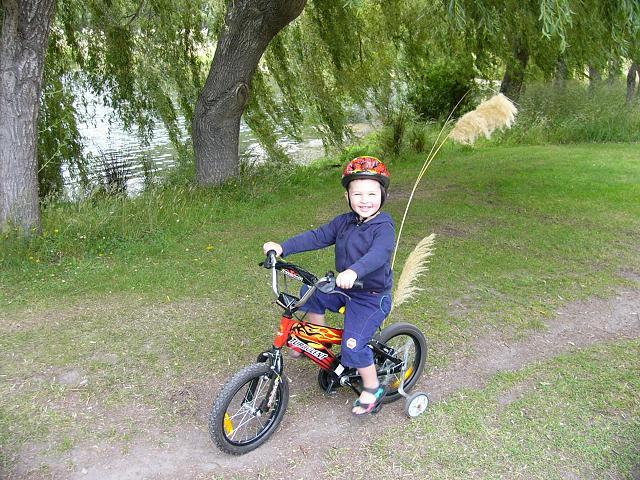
[1,0,214,234]
[627,62,639,105]
[445,0,640,100]
[2,0,407,234]
[0,0,57,234]
[192,0,306,185]
[193,0,409,185]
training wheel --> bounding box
[404,392,429,418]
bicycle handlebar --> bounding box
[261,252,364,310]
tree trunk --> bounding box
[626,62,638,106]
[0,0,56,235]
[588,65,601,91]
[193,0,306,186]
[607,58,621,85]
[553,57,568,90]
[500,38,529,101]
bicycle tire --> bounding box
[209,363,289,455]
[375,322,427,404]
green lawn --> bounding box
[0,143,639,475]
[325,339,640,479]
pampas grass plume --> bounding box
[393,233,436,309]
[449,93,517,145]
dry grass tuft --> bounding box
[393,233,436,309]
[449,93,517,145]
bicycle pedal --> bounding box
[324,384,338,395]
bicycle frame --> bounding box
[273,316,343,370]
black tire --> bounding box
[209,363,289,455]
[374,322,427,404]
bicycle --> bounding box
[208,250,429,455]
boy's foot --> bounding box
[352,385,386,416]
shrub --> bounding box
[407,60,478,121]
[498,81,640,144]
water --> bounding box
[73,97,330,196]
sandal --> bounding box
[352,385,387,416]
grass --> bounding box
[0,143,639,475]
[496,81,640,144]
[324,339,640,479]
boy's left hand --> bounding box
[336,269,358,289]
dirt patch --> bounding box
[8,289,640,480]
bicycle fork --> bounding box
[255,349,284,413]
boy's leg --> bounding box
[298,284,345,327]
[340,293,392,413]
[305,311,325,326]
[353,364,380,414]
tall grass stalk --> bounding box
[391,90,472,269]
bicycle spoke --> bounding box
[230,406,263,441]
[225,374,275,443]
[379,334,418,389]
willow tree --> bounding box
[1,0,409,234]
[446,0,640,100]
[192,0,306,185]
[542,0,639,86]
[193,0,406,185]
[0,0,57,234]
[1,0,215,234]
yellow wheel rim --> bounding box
[224,413,234,435]
[391,366,414,389]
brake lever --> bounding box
[316,272,336,294]
[316,272,364,293]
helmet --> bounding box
[341,156,390,190]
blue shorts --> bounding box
[300,286,392,368]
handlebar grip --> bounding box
[352,280,364,289]
[261,250,277,268]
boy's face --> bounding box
[345,178,382,219]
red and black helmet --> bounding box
[341,156,390,190]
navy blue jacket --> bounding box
[281,211,395,293]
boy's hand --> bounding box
[336,269,358,289]
[263,242,283,257]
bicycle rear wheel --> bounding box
[374,322,427,403]
[209,363,289,455]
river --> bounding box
[72,99,359,196]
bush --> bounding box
[407,60,478,121]
[498,81,640,144]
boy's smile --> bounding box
[346,178,383,220]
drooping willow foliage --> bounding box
[447,0,640,80]
[38,0,640,197]
[40,0,416,195]
[39,0,219,196]
[248,1,407,153]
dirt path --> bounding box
[12,289,640,479]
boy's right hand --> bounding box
[263,242,283,257]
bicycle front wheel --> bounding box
[209,363,289,455]
[375,322,427,404]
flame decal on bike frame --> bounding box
[273,317,342,370]
[291,322,343,345]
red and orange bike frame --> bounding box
[273,316,343,370]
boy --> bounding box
[263,156,395,416]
